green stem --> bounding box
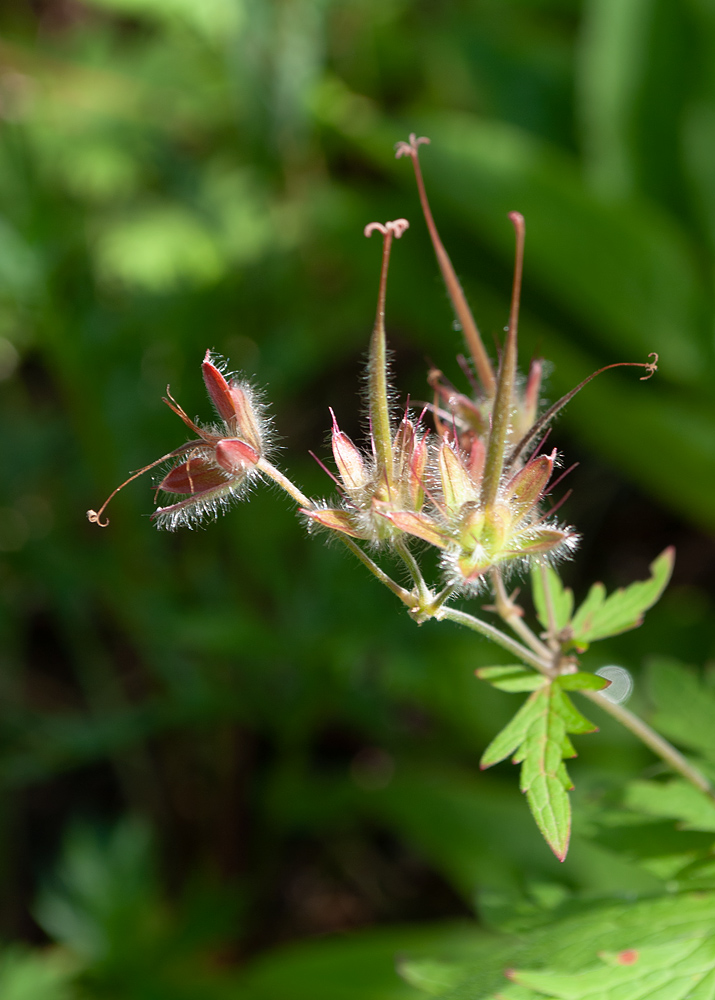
[402,139,495,396]
[395,539,431,605]
[262,459,715,808]
[439,606,547,672]
[427,582,457,615]
[368,229,395,479]
[491,568,553,662]
[480,213,524,507]
[342,536,415,606]
[257,459,313,507]
[258,459,412,606]
[582,689,715,803]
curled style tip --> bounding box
[364,219,410,239]
[641,352,659,380]
[395,133,430,159]
[87,509,109,527]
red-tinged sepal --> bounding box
[159,456,229,495]
[151,477,243,530]
[467,438,485,484]
[380,511,450,549]
[302,507,364,538]
[504,452,554,516]
[202,351,237,424]
[393,418,415,481]
[228,385,263,452]
[215,438,259,473]
[456,552,493,585]
[409,434,429,509]
[522,358,542,431]
[507,528,576,557]
[331,414,367,492]
[203,351,265,452]
[439,443,475,511]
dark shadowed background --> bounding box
[1,1,715,997]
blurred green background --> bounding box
[2,0,715,997]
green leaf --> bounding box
[531,564,574,632]
[625,779,715,832]
[647,659,715,762]
[480,685,599,859]
[480,691,546,770]
[508,937,715,999]
[550,687,599,735]
[235,921,479,1000]
[569,547,674,647]
[0,949,76,1000]
[556,672,610,692]
[475,667,547,692]
[567,584,605,647]
[397,959,465,997]
[400,891,715,998]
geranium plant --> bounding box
[88,135,713,861]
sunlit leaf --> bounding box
[475,666,547,692]
[556,673,610,692]
[83,0,242,41]
[0,949,77,1000]
[568,547,674,647]
[94,205,226,292]
[530,564,574,632]
[401,891,715,998]
[625,779,715,833]
[508,937,715,999]
[480,685,598,860]
[647,658,715,762]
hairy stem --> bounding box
[258,459,412,606]
[341,537,415,606]
[395,539,431,605]
[426,582,457,615]
[491,568,553,662]
[368,229,395,479]
[481,213,524,507]
[258,459,313,507]
[439,606,548,673]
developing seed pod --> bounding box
[303,219,433,548]
[87,351,271,530]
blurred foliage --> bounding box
[2,0,715,996]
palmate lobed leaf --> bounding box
[479,680,600,860]
[401,891,715,998]
[567,547,674,648]
[507,936,715,999]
